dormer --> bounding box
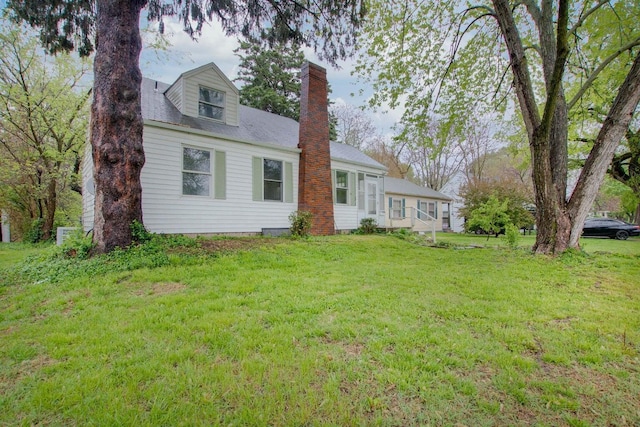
[164,62,240,126]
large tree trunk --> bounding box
[91,0,147,253]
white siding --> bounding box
[183,69,239,126]
[82,146,95,232]
[331,159,385,231]
[165,78,183,112]
[140,124,298,234]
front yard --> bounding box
[1,234,639,425]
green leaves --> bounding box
[0,22,90,240]
[235,39,304,121]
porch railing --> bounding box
[404,207,436,243]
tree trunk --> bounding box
[567,55,640,247]
[634,202,640,225]
[42,178,57,241]
[91,0,147,253]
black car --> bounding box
[582,218,640,240]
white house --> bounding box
[384,177,453,233]
[83,62,387,236]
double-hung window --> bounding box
[335,170,349,204]
[428,201,437,218]
[418,200,428,219]
[199,86,225,120]
[263,159,283,201]
[182,147,211,196]
[252,157,293,203]
[182,146,226,199]
[391,198,404,219]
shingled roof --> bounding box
[384,177,452,200]
[140,78,386,170]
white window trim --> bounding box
[182,145,212,197]
[428,201,437,218]
[334,170,349,205]
[263,158,284,202]
[198,86,225,122]
[391,198,403,219]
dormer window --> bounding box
[199,86,225,120]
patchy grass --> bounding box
[1,235,639,426]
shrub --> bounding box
[130,220,152,244]
[504,223,520,249]
[358,218,378,234]
[24,218,45,243]
[289,210,313,238]
[59,228,94,259]
[466,196,510,239]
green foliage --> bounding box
[467,196,511,238]
[357,217,378,234]
[235,39,304,121]
[504,223,520,249]
[356,0,640,253]
[460,179,534,232]
[0,22,89,242]
[58,228,94,260]
[23,219,45,244]
[130,220,152,244]
[8,0,366,65]
[4,234,203,286]
[288,210,313,238]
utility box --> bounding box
[56,227,79,245]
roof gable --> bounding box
[174,62,239,95]
[163,63,240,125]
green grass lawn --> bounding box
[1,234,639,426]
[0,243,49,270]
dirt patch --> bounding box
[198,237,280,253]
[134,282,187,296]
[152,282,187,295]
[0,354,57,394]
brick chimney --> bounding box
[298,62,335,235]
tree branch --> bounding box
[539,0,569,136]
[567,37,640,111]
[569,0,610,35]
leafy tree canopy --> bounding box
[0,21,90,241]
[7,0,366,65]
[356,0,640,254]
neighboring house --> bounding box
[440,171,466,233]
[83,62,387,236]
[384,177,453,233]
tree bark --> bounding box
[91,0,147,253]
[42,178,57,241]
